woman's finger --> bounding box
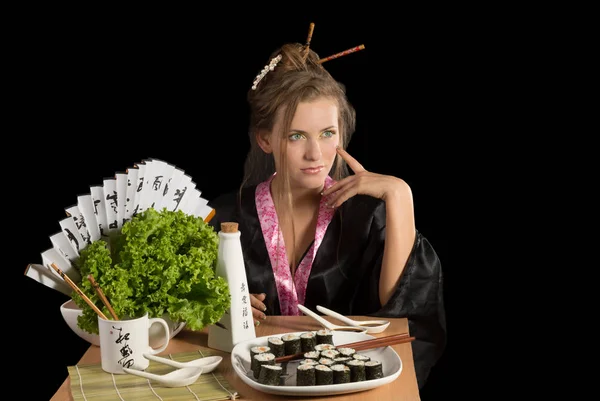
[250,293,267,326]
[336,147,366,173]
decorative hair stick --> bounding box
[88,274,119,320]
[318,44,366,64]
[304,22,315,56]
[49,263,108,320]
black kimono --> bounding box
[208,183,446,389]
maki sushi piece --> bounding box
[300,331,317,352]
[303,350,320,361]
[315,329,334,345]
[252,352,275,379]
[333,356,353,365]
[299,358,319,366]
[314,343,336,352]
[331,363,351,384]
[365,360,384,380]
[346,359,366,382]
[318,357,335,366]
[258,364,283,385]
[352,353,371,363]
[281,333,302,355]
[250,346,271,374]
[320,349,339,360]
[267,337,285,358]
[297,363,316,386]
[337,347,356,358]
[315,364,333,385]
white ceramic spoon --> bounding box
[297,304,368,333]
[316,305,391,334]
[143,354,222,373]
[122,366,203,387]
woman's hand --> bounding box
[322,147,408,208]
[250,293,267,326]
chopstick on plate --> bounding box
[274,333,415,363]
[87,274,119,320]
[49,263,108,320]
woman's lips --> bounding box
[301,166,324,174]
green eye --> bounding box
[322,130,335,138]
[289,133,303,141]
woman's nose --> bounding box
[304,139,322,161]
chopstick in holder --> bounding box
[274,333,415,363]
[87,274,119,320]
[50,263,108,320]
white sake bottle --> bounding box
[208,222,256,352]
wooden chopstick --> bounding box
[274,333,415,363]
[87,274,119,320]
[50,263,108,320]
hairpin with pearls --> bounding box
[251,54,282,90]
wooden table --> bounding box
[51,315,420,400]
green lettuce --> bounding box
[72,208,230,334]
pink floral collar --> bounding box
[255,174,336,315]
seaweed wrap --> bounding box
[365,360,384,380]
[346,359,366,382]
[258,364,282,385]
[281,333,301,355]
[250,346,270,374]
[331,363,351,384]
[267,337,285,357]
[252,352,275,379]
[315,364,333,385]
[315,329,334,345]
[297,363,316,386]
[300,331,317,352]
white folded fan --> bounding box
[25,157,215,295]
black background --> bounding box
[10,10,478,400]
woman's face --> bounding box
[270,98,340,191]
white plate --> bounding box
[230,331,402,396]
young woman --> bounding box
[208,41,446,388]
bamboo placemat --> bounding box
[68,347,239,400]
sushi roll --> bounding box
[258,364,283,385]
[250,346,271,373]
[267,337,285,358]
[337,347,356,358]
[331,363,351,384]
[315,364,333,385]
[300,331,317,352]
[252,352,275,379]
[346,359,366,382]
[314,343,336,352]
[333,356,353,364]
[299,358,319,366]
[303,350,320,361]
[318,357,335,366]
[352,353,371,363]
[297,363,316,386]
[281,333,302,355]
[365,360,384,380]
[320,349,339,360]
[315,329,334,345]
